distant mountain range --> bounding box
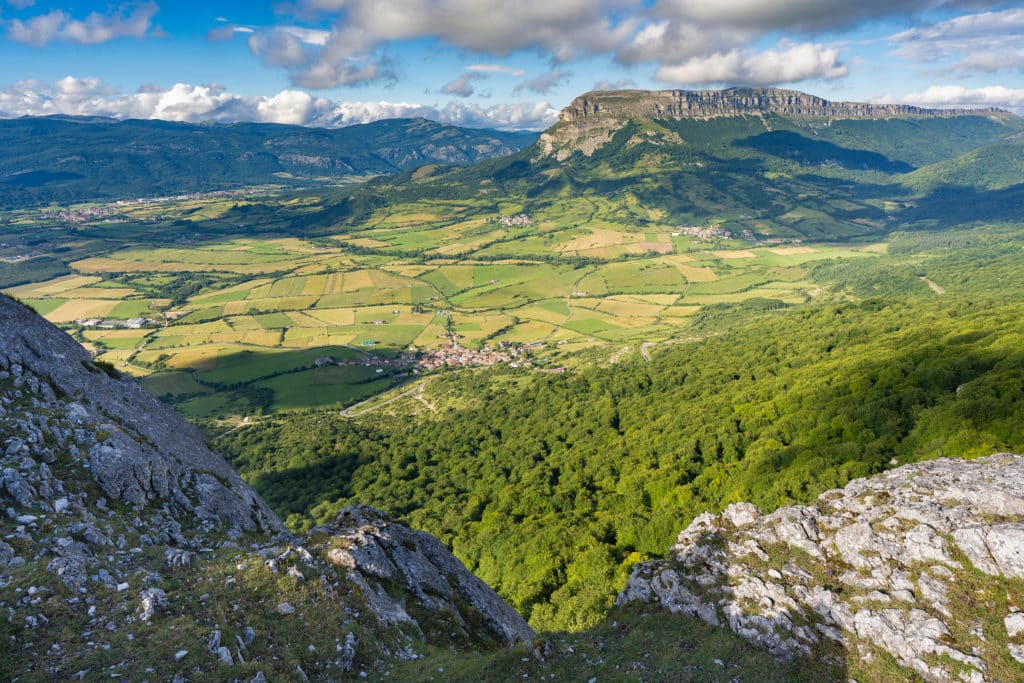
[0,116,538,208]
[352,87,1024,240]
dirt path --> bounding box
[920,277,946,295]
[640,342,654,361]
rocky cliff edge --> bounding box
[617,453,1024,682]
[538,87,1012,160]
[0,294,532,679]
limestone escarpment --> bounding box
[560,88,999,123]
[616,453,1024,682]
[538,87,1006,160]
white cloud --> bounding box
[6,0,37,9]
[901,85,1024,109]
[467,64,526,76]
[232,0,1019,92]
[207,25,254,42]
[6,2,159,46]
[513,70,573,94]
[651,0,1007,33]
[0,77,558,130]
[441,72,487,98]
[954,51,1024,75]
[246,26,332,68]
[656,42,848,86]
[255,90,317,125]
[888,8,1024,75]
[592,78,636,91]
[263,0,633,88]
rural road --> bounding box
[341,381,421,418]
[640,342,654,361]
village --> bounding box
[312,337,544,376]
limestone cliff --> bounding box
[617,453,1024,682]
[0,294,532,679]
[538,87,1008,160]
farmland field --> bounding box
[1,187,881,416]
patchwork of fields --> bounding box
[2,191,880,416]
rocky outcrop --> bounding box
[0,294,282,536]
[617,454,1024,682]
[538,87,1008,159]
[0,295,533,679]
[317,506,534,647]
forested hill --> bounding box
[0,116,537,208]
[219,227,1024,632]
[332,88,1024,242]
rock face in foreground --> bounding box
[617,454,1024,682]
[0,295,532,679]
[0,294,282,537]
[317,506,534,647]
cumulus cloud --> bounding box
[592,78,637,91]
[257,0,634,88]
[888,8,1024,75]
[901,85,1024,109]
[651,0,1007,34]
[0,77,558,130]
[206,24,254,42]
[441,72,488,98]
[6,2,159,46]
[233,0,1014,91]
[6,0,37,9]
[656,42,848,86]
[513,70,573,94]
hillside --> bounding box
[4,293,1023,681]
[0,116,537,208]
[338,87,1024,241]
[5,86,1024,681]
[0,293,534,679]
[219,224,1024,632]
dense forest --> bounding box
[219,226,1024,631]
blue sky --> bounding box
[0,1,1022,129]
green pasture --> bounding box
[255,365,397,411]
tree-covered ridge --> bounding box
[218,228,1024,632]
[0,116,537,208]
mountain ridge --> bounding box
[561,87,1007,123]
[538,87,1019,160]
[0,116,538,209]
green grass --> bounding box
[197,346,362,385]
[255,365,398,410]
[252,312,293,329]
[141,371,213,397]
[110,299,156,318]
[390,605,840,682]
[21,298,68,315]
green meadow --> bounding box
[3,188,879,417]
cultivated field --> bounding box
[2,189,880,416]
